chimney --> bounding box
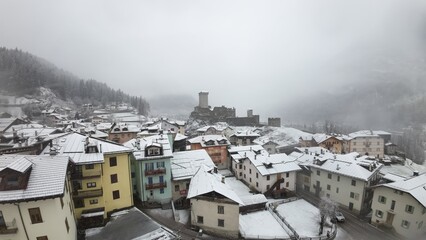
[413,171,419,176]
[336,164,340,170]
[99,144,102,153]
[221,176,225,183]
[214,167,218,173]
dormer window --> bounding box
[6,175,19,187]
[205,140,215,146]
[85,145,99,153]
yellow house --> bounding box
[0,155,77,240]
[42,133,133,225]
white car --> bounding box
[333,211,345,223]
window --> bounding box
[351,180,356,186]
[286,172,289,178]
[244,166,246,170]
[327,185,331,190]
[218,219,224,227]
[337,176,340,182]
[336,187,339,193]
[113,190,120,200]
[145,162,154,170]
[87,182,96,188]
[109,157,117,167]
[239,172,242,177]
[29,208,43,224]
[218,205,224,214]
[249,178,252,183]
[65,217,70,233]
[256,173,258,178]
[157,161,165,168]
[197,216,203,224]
[239,164,242,169]
[37,237,48,240]
[266,175,270,181]
[74,199,84,208]
[405,205,414,214]
[60,197,64,209]
[317,170,320,176]
[175,185,180,192]
[110,174,118,184]
[85,164,94,169]
[350,192,355,198]
[286,182,289,187]
[160,188,164,194]
[326,193,330,198]
[244,174,246,179]
[401,220,410,229]
[266,184,270,189]
[378,195,386,204]
[249,169,252,174]
[328,173,332,179]
[90,199,98,205]
[375,210,383,218]
[131,172,135,178]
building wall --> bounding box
[171,179,190,201]
[319,138,343,154]
[233,160,297,193]
[191,144,228,170]
[190,198,239,239]
[0,182,76,240]
[348,137,384,158]
[135,157,172,204]
[371,187,426,239]
[309,168,366,214]
[102,153,133,214]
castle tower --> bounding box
[199,91,209,109]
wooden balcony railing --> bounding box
[145,168,166,176]
[73,188,103,199]
[145,182,167,190]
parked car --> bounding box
[331,211,345,223]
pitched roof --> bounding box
[124,134,173,160]
[0,155,69,203]
[381,173,426,208]
[41,132,131,165]
[188,135,230,147]
[187,167,243,205]
[0,156,32,173]
[171,149,215,181]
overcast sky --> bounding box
[1,0,425,118]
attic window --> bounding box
[147,147,161,156]
[7,176,19,187]
[85,146,98,153]
[205,140,215,146]
[122,127,128,131]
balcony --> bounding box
[145,182,167,190]
[71,170,102,179]
[73,188,103,199]
[0,219,18,234]
[145,168,166,176]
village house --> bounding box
[195,124,234,139]
[229,130,260,146]
[188,135,230,169]
[124,134,173,205]
[170,149,215,207]
[108,123,140,144]
[187,167,243,239]
[145,118,186,135]
[298,134,344,154]
[41,133,134,225]
[371,173,426,239]
[0,155,77,240]
[229,145,301,197]
[343,130,385,159]
[305,151,382,215]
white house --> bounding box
[306,152,382,215]
[229,145,301,196]
[344,130,385,159]
[0,155,77,240]
[187,167,243,239]
[371,173,426,239]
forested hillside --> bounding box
[0,47,149,115]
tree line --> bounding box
[0,47,149,115]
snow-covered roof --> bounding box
[187,167,243,205]
[231,147,302,176]
[348,130,385,139]
[0,155,69,203]
[381,173,426,208]
[231,130,260,138]
[188,135,230,147]
[171,149,215,181]
[41,133,131,165]
[379,158,426,179]
[124,134,173,160]
[174,133,187,142]
[228,144,264,154]
[308,153,382,181]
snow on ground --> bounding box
[132,228,174,240]
[335,227,354,240]
[256,126,313,147]
[240,210,291,239]
[85,227,103,237]
[177,209,189,224]
[276,199,327,238]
